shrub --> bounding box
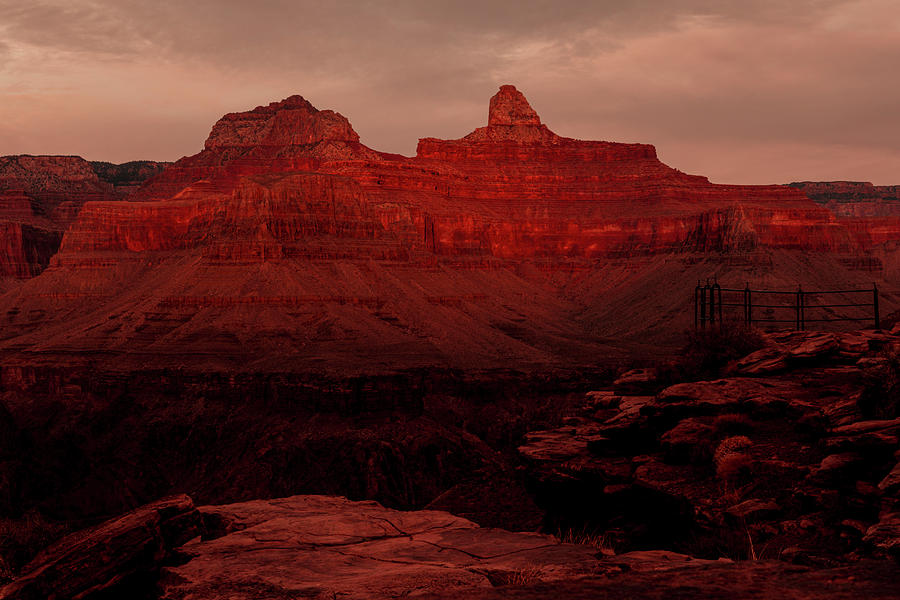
[716,453,754,483]
[714,435,754,483]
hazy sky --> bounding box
[1,0,898,184]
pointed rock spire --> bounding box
[448,84,557,143]
[488,85,542,126]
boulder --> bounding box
[660,419,714,464]
[787,333,839,361]
[808,453,865,486]
[732,346,788,376]
[878,462,900,496]
[863,512,900,559]
[613,369,659,394]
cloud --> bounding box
[0,0,898,184]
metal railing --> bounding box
[695,279,881,330]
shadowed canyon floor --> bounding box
[2,328,900,598]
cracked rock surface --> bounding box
[159,495,600,599]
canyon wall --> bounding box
[0,155,167,279]
[1,86,897,373]
[791,181,900,218]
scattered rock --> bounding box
[808,453,865,486]
[613,369,658,394]
[660,419,714,464]
[863,512,900,559]
[878,462,900,496]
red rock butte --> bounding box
[0,85,898,374]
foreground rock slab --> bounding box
[159,495,600,599]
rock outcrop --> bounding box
[791,181,900,218]
[0,155,166,280]
[422,558,900,600]
[4,493,898,600]
[159,495,599,599]
[519,328,900,562]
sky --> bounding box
[0,0,898,185]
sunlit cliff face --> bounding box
[0,0,899,184]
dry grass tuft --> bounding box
[495,566,545,586]
[555,527,615,554]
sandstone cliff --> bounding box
[0,87,897,373]
[790,181,900,218]
[0,155,167,279]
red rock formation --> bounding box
[0,155,166,279]
[788,182,900,256]
[0,86,898,372]
[791,181,900,218]
[72,87,872,261]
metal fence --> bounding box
[695,279,880,330]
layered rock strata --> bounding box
[0,155,167,279]
[0,87,898,371]
[791,181,900,218]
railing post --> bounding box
[694,281,700,329]
[715,281,722,325]
[707,280,716,326]
[874,283,881,330]
[795,285,802,330]
[699,280,707,329]
[747,283,752,326]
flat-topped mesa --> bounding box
[204,95,361,150]
[790,181,900,218]
[2,86,899,374]
[131,95,378,201]
[0,155,104,192]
